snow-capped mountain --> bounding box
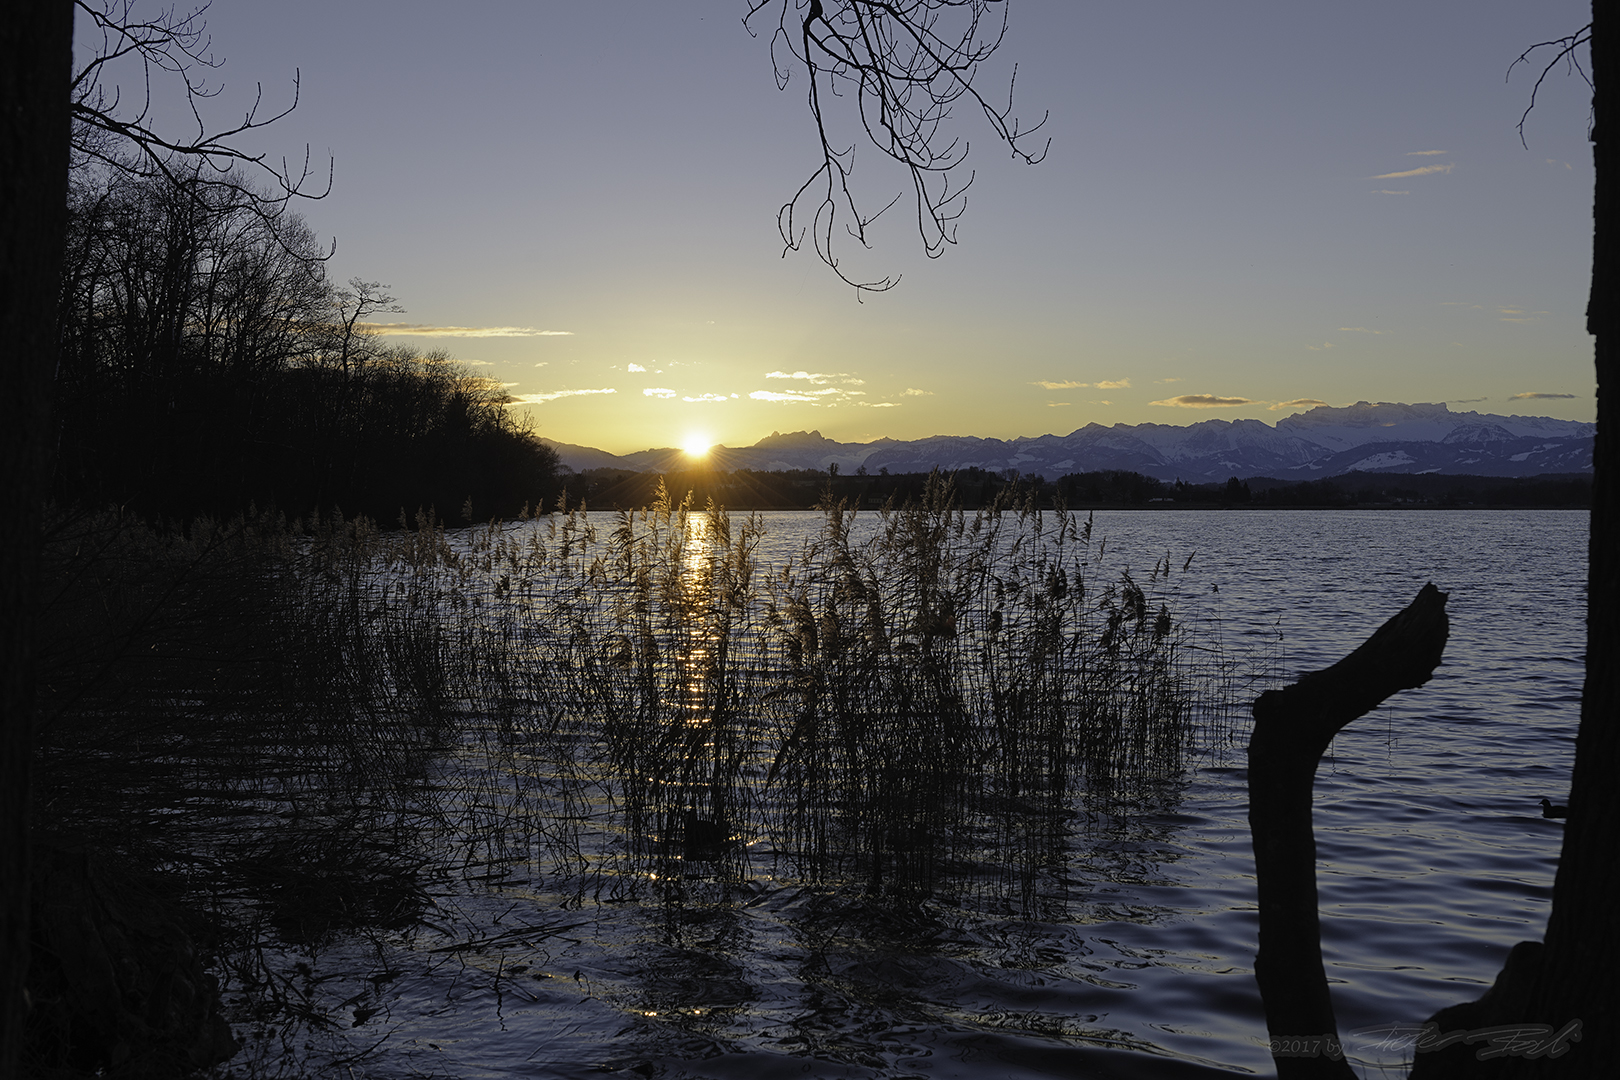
[542,402,1594,483]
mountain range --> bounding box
[542,402,1594,484]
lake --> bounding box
[228,508,1585,1079]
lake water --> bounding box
[228,509,1586,1079]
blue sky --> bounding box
[90,1,1597,454]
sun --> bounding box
[682,432,712,459]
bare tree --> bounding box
[328,278,404,378]
[745,0,1047,291]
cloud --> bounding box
[1150,394,1256,408]
[1155,377,1183,384]
[1337,327,1382,334]
[361,323,574,337]
[750,389,822,403]
[861,402,900,408]
[511,387,616,404]
[1046,402,1071,407]
[1499,308,1547,323]
[1032,377,1130,390]
[1092,400,1113,406]
[1269,398,1330,411]
[682,393,729,403]
[765,370,863,385]
[1449,397,1489,403]
[1511,391,1578,400]
[533,362,549,368]
[902,388,933,396]
[1407,149,1449,156]
[627,363,647,373]
[643,388,677,398]
[462,359,495,366]
[1372,163,1454,179]
[752,381,867,405]
[1307,342,1336,351]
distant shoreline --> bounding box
[554,467,1591,514]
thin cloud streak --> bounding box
[1032,378,1130,390]
[1270,398,1330,411]
[750,389,820,403]
[362,323,574,337]
[512,387,616,404]
[1150,394,1256,408]
[1372,163,1454,179]
[1511,391,1578,400]
[765,370,864,385]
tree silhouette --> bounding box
[745,0,1047,291]
[1406,13,1613,1077]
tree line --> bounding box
[564,464,1591,511]
[53,161,561,523]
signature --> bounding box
[1267,1019,1582,1061]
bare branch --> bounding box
[745,0,1048,293]
[71,0,332,212]
[1508,23,1593,149]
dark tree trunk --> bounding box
[0,1,74,1073]
[1526,0,1618,1069]
[1249,583,1450,1079]
[1414,5,1615,1077]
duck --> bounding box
[1541,798,1569,819]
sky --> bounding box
[83,1,1598,455]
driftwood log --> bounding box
[1249,582,1450,1078]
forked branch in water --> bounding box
[1248,582,1450,1078]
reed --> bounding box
[402,472,1232,903]
[31,477,1246,1072]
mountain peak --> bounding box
[754,429,829,448]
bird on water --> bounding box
[1541,798,1568,819]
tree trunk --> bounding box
[1414,6,1615,1076]
[1524,0,1618,1070]
[0,1,74,1073]
[1250,583,1450,1079]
